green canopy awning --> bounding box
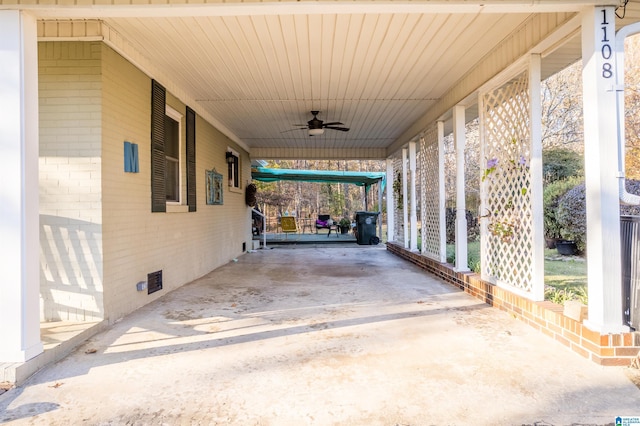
[251,167,386,188]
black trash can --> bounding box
[621,215,640,330]
[355,211,379,245]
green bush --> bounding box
[556,183,587,251]
[445,208,479,243]
[545,285,587,305]
[556,179,640,252]
[543,176,583,239]
[542,148,583,183]
[468,247,481,273]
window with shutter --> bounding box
[164,114,180,202]
[151,80,166,212]
[186,106,196,212]
[227,148,241,190]
[151,80,196,212]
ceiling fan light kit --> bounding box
[286,110,350,136]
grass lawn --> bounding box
[445,243,588,303]
[543,248,588,303]
[543,248,587,291]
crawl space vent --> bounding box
[147,270,163,295]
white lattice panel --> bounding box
[414,143,421,246]
[420,126,441,260]
[393,155,404,245]
[481,73,533,293]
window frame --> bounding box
[227,147,241,191]
[165,105,183,205]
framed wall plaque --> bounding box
[206,169,223,205]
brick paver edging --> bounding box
[387,242,640,366]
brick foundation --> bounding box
[387,242,640,366]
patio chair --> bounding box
[315,214,331,234]
[280,216,298,239]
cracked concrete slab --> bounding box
[1,245,639,425]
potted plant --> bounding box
[339,218,351,234]
[556,240,578,256]
[482,153,528,245]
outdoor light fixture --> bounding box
[226,151,235,163]
[308,128,324,136]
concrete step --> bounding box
[0,320,107,385]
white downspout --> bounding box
[616,22,640,205]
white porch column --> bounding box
[386,158,395,242]
[453,105,469,272]
[529,54,545,301]
[402,148,409,248]
[581,6,627,333]
[0,10,43,362]
[438,121,447,263]
[378,178,383,239]
[409,141,418,252]
[479,93,488,279]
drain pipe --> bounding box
[615,22,640,205]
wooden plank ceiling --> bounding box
[85,2,637,158]
[104,11,532,154]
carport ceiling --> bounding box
[106,11,533,153]
[33,1,640,157]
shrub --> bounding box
[556,183,587,251]
[543,176,583,239]
[545,285,587,305]
[556,179,640,252]
[468,246,481,273]
[542,148,583,183]
[445,208,479,243]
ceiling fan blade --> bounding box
[322,122,344,126]
[325,126,350,132]
[281,127,306,133]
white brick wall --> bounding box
[39,41,104,322]
[38,41,252,324]
[101,45,251,322]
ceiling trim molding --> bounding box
[250,147,387,160]
[9,1,618,19]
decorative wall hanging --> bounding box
[206,168,223,205]
[245,183,257,207]
[124,141,139,173]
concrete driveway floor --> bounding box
[1,245,639,425]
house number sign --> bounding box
[600,7,614,79]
